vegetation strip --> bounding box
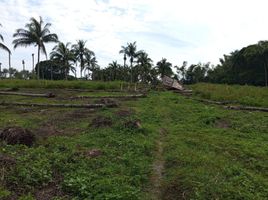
[0,91,55,98]
[0,102,118,108]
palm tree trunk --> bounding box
[50,65,53,80]
[8,53,11,78]
[37,45,40,80]
[264,65,267,87]
[130,62,133,83]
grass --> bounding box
[190,83,268,107]
[0,81,267,199]
[0,79,124,90]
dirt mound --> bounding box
[36,124,63,138]
[67,109,95,119]
[215,119,230,129]
[91,116,113,128]
[124,120,142,129]
[35,182,65,200]
[0,127,36,147]
[116,109,133,117]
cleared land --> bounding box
[0,81,267,200]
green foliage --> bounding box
[7,147,53,188]
[0,186,11,199]
[207,41,268,86]
[18,193,35,200]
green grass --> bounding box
[0,79,123,90]
[190,83,268,107]
[0,84,267,199]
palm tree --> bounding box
[50,42,75,80]
[84,50,98,80]
[136,51,153,83]
[72,40,90,78]
[13,16,58,79]
[108,61,121,81]
[0,24,11,77]
[156,58,173,78]
[119,41,141,83]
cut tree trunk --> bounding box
[224,105,268,112]
[70,94,147,99]
[0,92,56,98]
[0,102,118,108]
[195,98,237,105]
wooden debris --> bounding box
[70,94,147,99]
[196,99,237,105]
[0,91,55,98]
[224,105,268,112]
[162,76,184,90]
[0,101,118,108]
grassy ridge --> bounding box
[190,83,268,107]
[0,79,123,90]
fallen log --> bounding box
[0,101,118,108]
[224,105,268,112]
[195,99,237,105]
[70,94,147,99]
[0,91,55,98]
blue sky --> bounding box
[1,0,268,72]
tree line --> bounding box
[0,16,267,86]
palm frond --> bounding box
[0,43,11,54]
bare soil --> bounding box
[91,116,113,128]
[0,127,36,146]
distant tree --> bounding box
[208,41,268,86]
[72,40,91,78]
[156,58,173,78]
[0,68,9,78]
[13,16,58,79]
[50,42,75,80]
[119,41,141,83]
[107,61,120,81]
[175,61,187,83]
[185,62,210,84]
[84,50,98,79]
[136,51,153,83]
[36,60,65,80]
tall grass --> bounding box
[0,79,123,90]
[191,83,268,107]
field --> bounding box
[0,81,267,200]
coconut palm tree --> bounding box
[84,50,98,80]
[136,51,153,83]
[156,58,173,78]
[107,61,121,81]
[72,40,91,78]
[50,42,75,80]
[0,24,11,77]
[119,41,141,83]
[13,16,58,79]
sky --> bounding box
[1,0,268,72]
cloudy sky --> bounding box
[0,0,268,71]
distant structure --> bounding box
[162,75,184,91]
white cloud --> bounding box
[1,0,268,71]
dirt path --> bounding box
[149,128,166,200]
